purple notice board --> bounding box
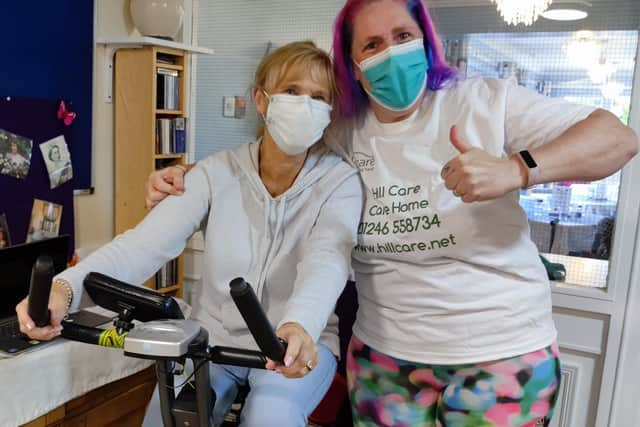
[0,97,75,258]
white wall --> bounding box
[191,0,343,160]
[611,243,640,425]
[609,37,640,427]
[73,0,125,254]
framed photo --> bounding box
[40,135,73,188]
[0,128,33,180]
[26,199,63,243]
[0,213,11,249]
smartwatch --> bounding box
[518,150,540,188]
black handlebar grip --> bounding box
[229,278,286,363]
[28,255,55,327]
[60,321,106,346]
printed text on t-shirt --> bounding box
[356,184,458,254]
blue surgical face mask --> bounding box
[355,38,429,112]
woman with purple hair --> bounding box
[145,0,638,425]
[327,1,636,425]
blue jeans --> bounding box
[210,343,336,427]
[143,343,336,427]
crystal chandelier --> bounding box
[492,0,554,26]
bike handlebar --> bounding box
[48,274,287,368]
[61,322,128,348]
[28,256,54,327]
[229,277,287,364]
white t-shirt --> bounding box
[326,77,595,364]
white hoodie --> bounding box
[58,141,363,354]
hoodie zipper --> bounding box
[255,197,287,301]
[231,141,336,301]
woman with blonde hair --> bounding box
[17,41,362,427]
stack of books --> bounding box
[156,117,186,154]
[155,259,178,289]
[157,68,180,110]
[157,53,177,66]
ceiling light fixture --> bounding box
[491,0,553,26]
[541,1,591,21]
[600,81,623,100]
[588,59,616,84]
[565,31,601,68]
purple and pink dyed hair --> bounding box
[332,0,458,118]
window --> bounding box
[442,30,638,288]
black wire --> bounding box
[156,359,208,390]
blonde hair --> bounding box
[253,41,338,104]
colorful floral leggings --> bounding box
[347,336,561,427]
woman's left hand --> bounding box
[441,125,528,203]
[266,322,318,379]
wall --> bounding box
[192,0,343,159]
[611,228,640,424]
[74,0,126,254]
[609,38,640,426]
[74,45,113,254]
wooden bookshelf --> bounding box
[156,109,184,115]
[155,63,184,71]
[155,153,185,160]
[114,45,188,298]
[157,284,181,294]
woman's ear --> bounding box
[254,88,268,117]
[352,60,363,83]
[351,59,370,92]
[352,64,370,92]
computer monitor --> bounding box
[0,235,69,319]
[84,272,184,321]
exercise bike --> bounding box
[28,257,287,427]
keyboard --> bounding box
[0,319,23,339]
[0,311,113,338]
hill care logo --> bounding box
[352,151,375,172]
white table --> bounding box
[545,253,609,288]
[0,334,153,427]
[2,300,192,427]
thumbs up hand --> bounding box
[441,125,528,203]
[449,125,473,154]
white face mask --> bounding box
[262,92,332,156]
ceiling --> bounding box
[428,0,625,7]
[427,0,639,98]
[429,0,639,33]
[463,31,637,95]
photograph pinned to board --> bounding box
[40,135,73,188]
[0,213,11,249]
[0,128,33,180]
[26,199,63,243]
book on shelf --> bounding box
[157,53,177,65]
[155,117,187,154]
[174,117,186,153]
[154,258,178,289]
[157,68,180,110]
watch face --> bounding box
[520,150,538,168]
